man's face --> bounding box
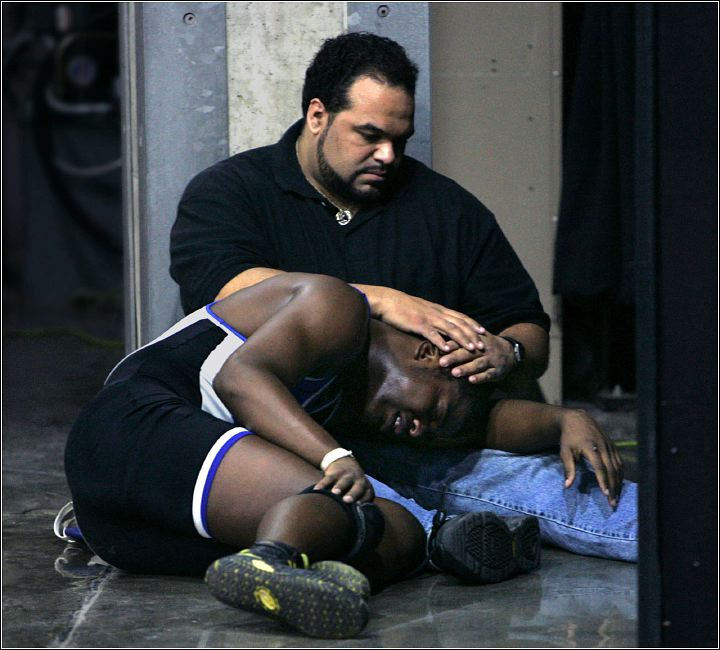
[363,354,475,446]
[315,76,414,204]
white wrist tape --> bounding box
[320,447,354,471]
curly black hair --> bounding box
[301,32,418,116]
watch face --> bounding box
[502,336,525,364]
[514,343,524,363]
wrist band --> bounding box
[320,447,354,471]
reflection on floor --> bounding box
[2,331,637,648]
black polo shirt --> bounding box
[170,120,550,333]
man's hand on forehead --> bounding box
[438,335,517,385]
[356,285,487,355]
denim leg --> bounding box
[366,474,437,533]
[341,437,638,563]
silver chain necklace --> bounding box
[296,139,355,226]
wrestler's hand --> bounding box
[314,456,374,503]
[438,333,516,384]
[559,409,624,508]
[357,285,486,354]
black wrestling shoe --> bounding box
[205,541,369,639]
[428,511,541,584]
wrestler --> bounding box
[63,273,621,638]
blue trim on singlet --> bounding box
[205,302,247,341]
[205,286,368,349]
[200,429,255,537]
[352,287,371,317]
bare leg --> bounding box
[258,495,426,588]
[204,435,426,638]
[206,435,425,585]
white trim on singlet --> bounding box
[192,427,253,538]
[199,334,244,422]
[199,303,247,421]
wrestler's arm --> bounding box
[213,273,373,502]
[484,400,624,507]
[216,268,486,355]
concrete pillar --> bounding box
[226,2,345,153]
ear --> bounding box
[306,98,330,135]
[414,339,440,361]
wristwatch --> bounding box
[500,336,525,366]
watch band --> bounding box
[500,336,525,365]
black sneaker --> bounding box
[205,541,369,639]
[428,511,540,584]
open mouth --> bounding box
[391,412,423,438]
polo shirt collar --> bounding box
[272,119,318,197]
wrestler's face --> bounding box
[314,76,414,204]
[364,341,477,446]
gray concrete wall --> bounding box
[430,3,562,403]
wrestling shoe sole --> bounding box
[434,511,540,584]
[205,553,368,639]
[310,560,371,600]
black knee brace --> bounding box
[299,486,385,561]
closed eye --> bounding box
[361,132,382,144]
[354,124,414,147]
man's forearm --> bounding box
[483,399,562,453]
[349,283,391,315]
[497,322,549,383]
[215,267,285,301]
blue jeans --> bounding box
[339,437,637,563]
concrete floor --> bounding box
[2,328,638,648]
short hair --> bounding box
[301,32,419,116]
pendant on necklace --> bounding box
[335,209,353,226]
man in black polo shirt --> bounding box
[170,33,637,562]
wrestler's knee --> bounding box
[362,499,426,582]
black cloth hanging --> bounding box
[553,5,636,304]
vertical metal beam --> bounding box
[120,2,228,350]
[120,3,142,350]
[346,2,431,167]
[634,4,660,647]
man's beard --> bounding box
[316,125,394,206]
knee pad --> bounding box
[299,486,385,561]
